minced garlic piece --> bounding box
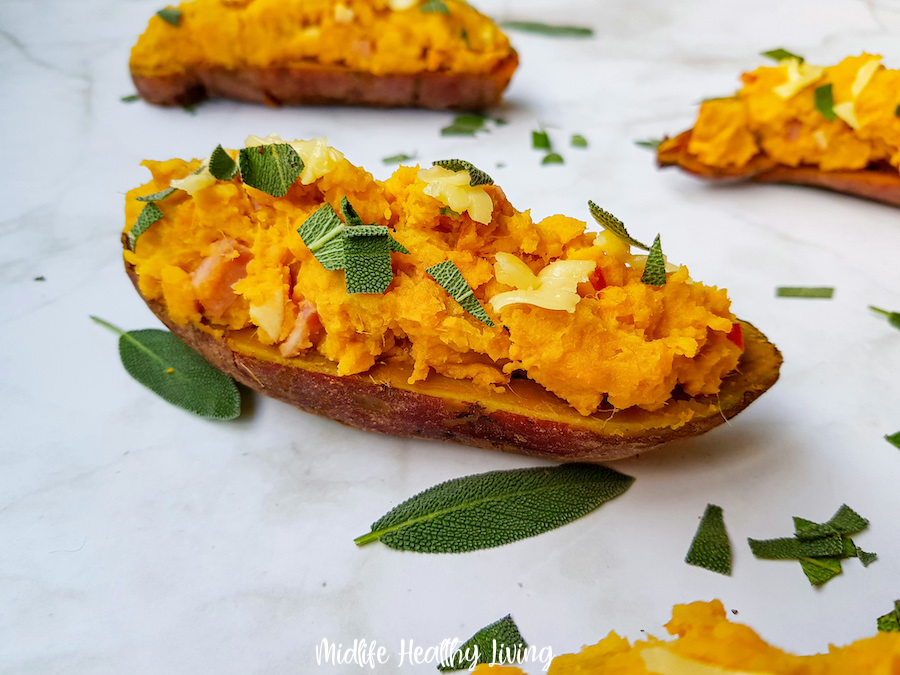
[417,166,494,224]
[773,58,824,99]
[245,133,344,185]
[490,254,594,313]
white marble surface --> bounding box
[3,0,900,672]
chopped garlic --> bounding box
[418,166,494,224]
[170,160,216,195]
[490,255,594,313]
[333,3,354,23]
[641,647,768,675]
[244,133,344,185]
[773,58,824,99]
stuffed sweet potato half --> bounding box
[123,136,781,461]
[658,53,900,206]
[130,0,517,110]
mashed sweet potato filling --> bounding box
[124,140,741,415]
[689,53,900,171]
[130,0,513,78]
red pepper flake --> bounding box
[589,267,607,292]
[726,323,744,351]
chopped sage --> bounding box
[776,287,834,298]
[127,202,164,250]
[542,152,564,165]
[640,235,667,286]
[439,615,527,671]
[870,305,900,330]
[354,464,634,553]
[92,317,240,420]
[420,0,450,14]
[427,260,495,327]
[383,153,416,164]
[298,204,346,271]
[571,134,588,148]
[814,84,836,122]
[340,196,365,227]
[343,226,393,294]
[532,130,551,150]
[588,201,650,251]
[238,143,304,198]
[120,94,139,103]
[761,48,804,64]
[156,7,182,26]
[499,21,593,37]
[136,187,177,203]
[433,159,493,186]
[208,144,238,181]
[878,600,900,632]
[887,431,900,449]
[635,138,662,150]
[685,504,731,575]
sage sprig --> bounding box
[439,615,527,671]
[354,464,634,553]
[685,504,731,575]
[238,143,304,198]
[588,201,650,251]
[870,305,900,330]
[91,317,240,420]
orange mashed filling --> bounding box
[124,140,741,415]
[130,0,512,78]
[473,600,900,674]
[689,54,900,171]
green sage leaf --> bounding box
[439,615,527,671]
[34,276,45,282]
[340,196,366,227]
[748,535,844,559]
[776,286,834,298]
[238,143,304,198]
[685,504,731,575]
[588,201,650,250]
[441,113,490,136]
[886,431,900,449]
[389,235,409,254]
[799,557,843,586]
[542,152,564,165]
[870,306,900,330]
[877,600,900,632]
[571,134,588,148]
[298,204,346,271]
[762,48,804,64]
[433,159,493,186]
[421,0,450,13]
[793,504,868,540]
[157,7,182,26]
[91,317,240,420]
[354,464,634,553]
[814,84,836,121]
[343,226,393,294]
[499,21,593,37]
[136,187,178,203]
[635,138,662,150]
[895,104,900,119]
[208,144,238,181]
[127,202,164,250]
[426,260,495,328]
[641,235,667,286]
[532,130,551,150]
[383,153,416,164]
[121,94,139,103]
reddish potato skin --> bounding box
[658,130,900,207]
[131,52,518,111]
[125,260,781,462]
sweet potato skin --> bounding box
[131,52,518,111]
[658,130,900,207]
[125,259,782,462]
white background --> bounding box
[2,0,900,672]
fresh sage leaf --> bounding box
[571,134,588,148]
[635,138,662,150]
[136,187,178,203]
[433,159,493,186]
[238,143,304,198]
[439,615,527,671]
[426,260,495,328]
[441,113,487,136]
[640,235,667,286]
[91,317,240,420]
[878,600,900,632]
[127,202,164,250]
[799,557,843,586]
[383,153,416,164]
[182,103,199,115]
[542,152,564,165]
[421,0,450,14]
[793,504,868,540]
[209,144,238,181]
[776,286,834,298]
[895,104,900,119]
[343,226,393,294]
[340,196,366,227]
[298,204,346,271]
[748,535,844,560]
[814,84,836,121]
[588,201,650,250]
[388,235,409,254]
[532,130,551,150]
[870,306,900,330]
[500,21,593,37]
[886,431,900,449]
[34,276,46,282]
[762,48,804,64]
[354,464,634,553]
[685,504,731,575]
[157,7,182,26]
[121,94,139,103]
